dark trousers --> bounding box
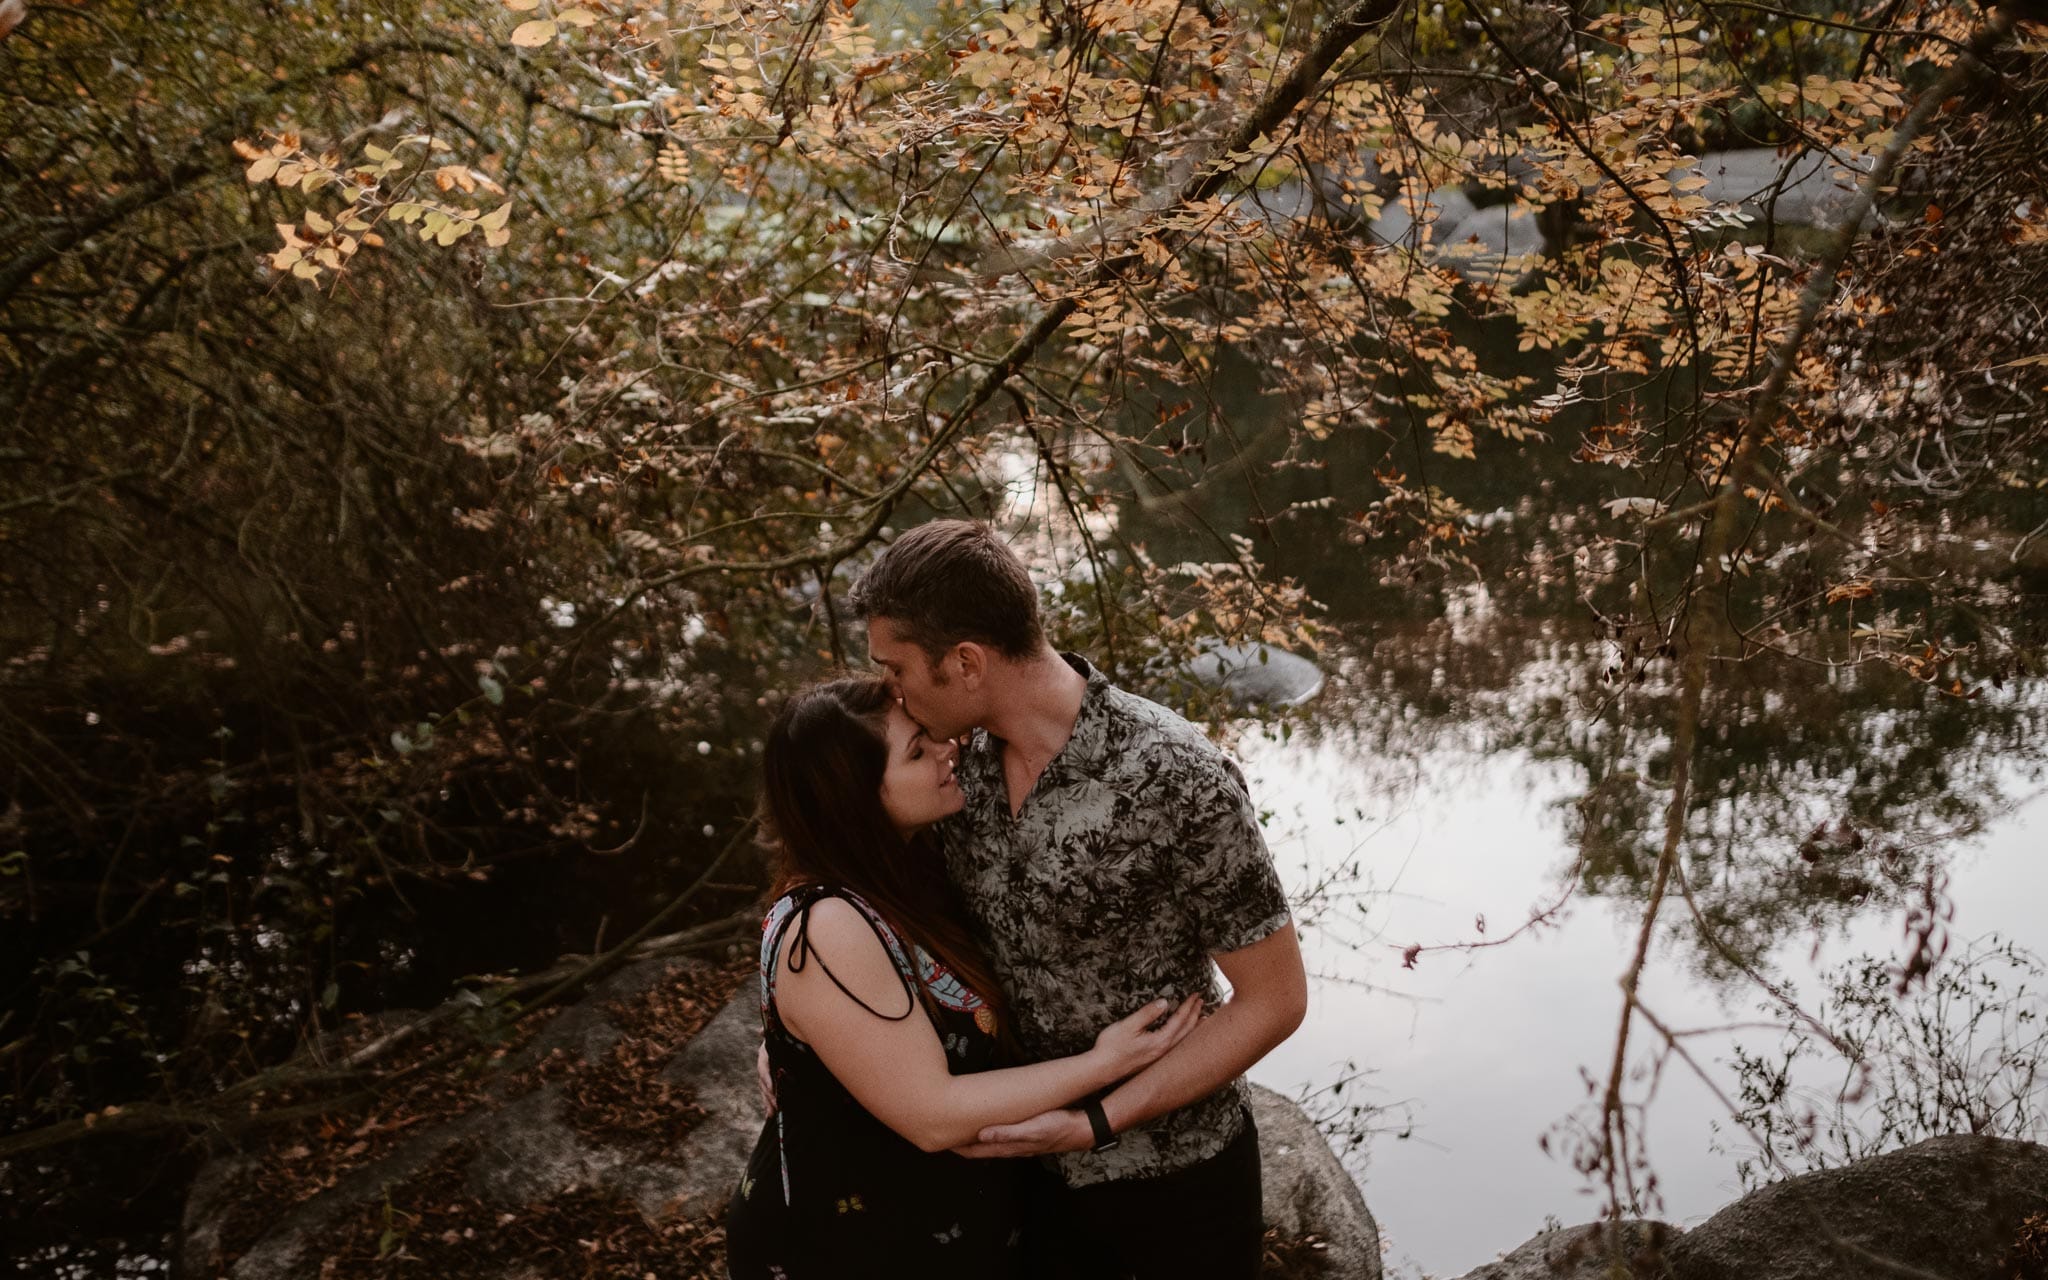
[1022,1109,1263,1280]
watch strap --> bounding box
[1082,1098,1118,1152]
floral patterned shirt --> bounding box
[940,653,1292,1187]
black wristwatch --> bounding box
[1082,1098,1118,1153]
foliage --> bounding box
[1726,936,2048,1189]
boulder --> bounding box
[1436,203,1547,288]
[1184,642,1326,707]
[1371,186,1479,252]
[655,977,769,1220]
[1251,1082,1384,1279]
[1249,180,1328,233]
[1664,1134,2048,1280]
[184,966,1384,1278]
[1672,148,1876,229]
[181,957,736,1280]
[1452,1136,2048,1280]
[1450,1220,1678,1280]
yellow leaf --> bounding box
[364,143,394,163]
[505,0,539,8]
[485,227,511,248]
[304,209,333,234]
[557,7,599,26]
[291,259,321,280]
[511,19,556,45]
[479,202,513,232]
[245,156,280,183]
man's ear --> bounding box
[952,640,989,689]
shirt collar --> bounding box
[1052,651,1114,777]
[966,651,1114,790]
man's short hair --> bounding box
[848,520,1044,661]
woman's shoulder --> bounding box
[763,885,912,972]
[770,892,919,1024]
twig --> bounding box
[542,0,1415,679]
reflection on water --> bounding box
[1087,368,2047,1271]
[1224,611,2046,1271]
[1183,577,2046,1273]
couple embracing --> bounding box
[725,520,1308,1279]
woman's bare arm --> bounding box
[773,898,1198,1153]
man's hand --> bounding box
[952,1106,1092,1159]
[756,1041,775,1116]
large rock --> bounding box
[1665,1134,2048,1280]
[184,968,1383,1278]
[1451,1221,1678,1280]
[1251,1082,1383,1279]
[656,977,769,1220]
[1371,185,1479,252]
[1436,203,1547,288]
[1671,148,1876,229]
[182,958,736,1280]
[1184,642,1326,707]
[1452,1135,2048,1280]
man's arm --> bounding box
[955,923,1307,1157]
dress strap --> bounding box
[763,885,918,1024]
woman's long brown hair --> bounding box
[759,676,1010,1042]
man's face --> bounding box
[867,617,979,740]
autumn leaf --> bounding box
[511,19,556,46]
[480,202,513,248]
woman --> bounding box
[725,677,1199,1279]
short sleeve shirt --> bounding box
[940,653,1292,1187]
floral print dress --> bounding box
[724,884,1024,1280]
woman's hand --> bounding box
[1089,994,1203,1079]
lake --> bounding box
[1057,347,2048,1269]
[1237,628,2047,1274]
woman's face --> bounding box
[877,703,962,835]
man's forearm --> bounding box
[1097,995,1293,1134]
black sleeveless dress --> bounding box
[724,885,1025,1279]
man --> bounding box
[847,519,1307,1279]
